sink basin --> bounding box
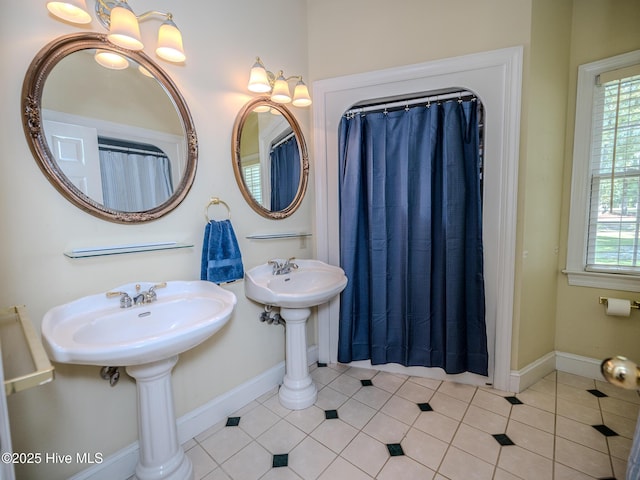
[245,259,347,308]
[42,280,237,366]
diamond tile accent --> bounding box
[225,416,240,427]
[587,388,608,398]
[361,379,373,386]
[386,443,405,456]
[492,433,515,446]
[592,424,618,437]
[505,396,523,405]
[325,409,339,419]
[272,453,288,468]
[417,402,433,411]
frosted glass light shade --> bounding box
[248,60,271,93]
[46,0,92,24]
[94,50,129,70]
[271,74,291,104]
[107,2,143,51]
[156,19,186,62]
[292,80,312,107]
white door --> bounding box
[42,119,103,202]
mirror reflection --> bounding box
[232,98,308,219]
[22,33,198,223]
[42,49,185,213]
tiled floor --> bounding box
[181,364,639,479]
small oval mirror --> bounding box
[21,32,198,223]
[231,97,309,219]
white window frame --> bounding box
[565,49,640,292]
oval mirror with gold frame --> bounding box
[21,32,198,224]
[231,97,309,219]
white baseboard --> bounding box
[509,350,604,393]
[555,351,604,380]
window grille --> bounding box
[243,163,262,204]
[586,72,640,273]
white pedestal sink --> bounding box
[42,281,237,480]
[245,260,347,410]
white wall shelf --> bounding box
[245,233,312,240]
[63,241,193,258]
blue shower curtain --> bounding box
[338,99,488,376]
[270,137,300,211]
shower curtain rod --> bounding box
[270,131,296,150]
[345,89,476,115]
[98,137,168,158]
[98,144,169,159]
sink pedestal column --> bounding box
[126,356,193,480]
[278,307,316,410]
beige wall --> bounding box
[307,0,532,81]
[516,0,572,369]
[1,1,311,478]
[555,0,640,362]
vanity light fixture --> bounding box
[247,57,312,107]
[46,0,186,63]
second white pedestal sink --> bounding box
[42,281,236,480]
[245,260,347,410]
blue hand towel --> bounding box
[200,219,244,284]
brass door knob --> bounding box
[601,356,640,390]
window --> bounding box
[242,163,262,204]
[566,50,640,291]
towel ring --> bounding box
[205,197,231,222]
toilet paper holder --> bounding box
[599,297,640,309]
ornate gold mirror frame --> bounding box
[231,97,309,219]
[21,32,198,223]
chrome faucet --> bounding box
[268,257,298,275]
[106,282,167,308]
[133,292,146,306]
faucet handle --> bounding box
[106,291,132,308]
[268,259,282,274]
[146,282,167,303]
[286,257,298,269]
[149,282,167,293]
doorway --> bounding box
[312,47,523,391]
